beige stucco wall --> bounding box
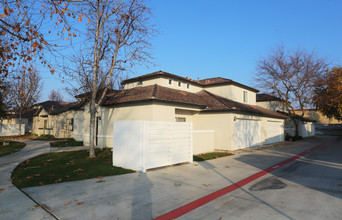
[257,101,287,112]
[49,111,75,139]
[32,109,51,136]
[31,109,75,138]
[124,76,259,106]
[193,112,284,151]
[97,103,202,148]
[73,100,285,153]
[193,112,233,151]
[294,110,341,124]
[206,85,257,105]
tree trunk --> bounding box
[18,109,22,136]
[293,118,299,137]
[89,99,96,158]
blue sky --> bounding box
[40,0,342,101]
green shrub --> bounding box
[39,134,55,140]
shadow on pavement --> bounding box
[233,136,342,200]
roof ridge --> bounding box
[202,90,234,108]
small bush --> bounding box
[39,134,55,140]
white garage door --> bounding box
[236,119,260,149]
[267,121,283,144]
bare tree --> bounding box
[7,64,41,135]
[0,79,6,118]
[48,89,64,102]
[63,50,121,97]
[62,0,155,158]
[255,46,328,137]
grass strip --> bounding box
[193,152,233,161]
[12,148,134,189]
[0,140,26,157]
[50,138,83,148]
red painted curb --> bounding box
[154,143,325,220]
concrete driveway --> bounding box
[0,140,53,220]
[20,136,341,220]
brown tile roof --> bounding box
[256,93,282,102]
[202,91,287,119]
[49,100,87,115]
[102,84,287,119]
[121,71,259,92]
[102,85,207,108]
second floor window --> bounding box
[243,91,248,103]
[137,81,143,86]
[178,82,181,87]
[169,79,172,85]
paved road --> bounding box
[180,136,342,220]
[23,136,341,220]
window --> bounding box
[137,81,143,86]
[178,82,181,87]
[43,120,47,129]
[243,91,248,103]
[70,118,74,131]
[175,117,186,122]
[187,84,190,89]
[168,79,172,85]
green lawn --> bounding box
[0,141,26,157]
[193,152,233,161]
[12,148,135,189]
[50,138,83,148]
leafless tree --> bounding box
[62,0,155,158]
[7,64,41,135]
[0,79,6,118]
[48,89,64,102]
[255,46,329,137]
[62,50,122,97]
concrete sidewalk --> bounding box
[0,140,54,220]
[22,136,333,220]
